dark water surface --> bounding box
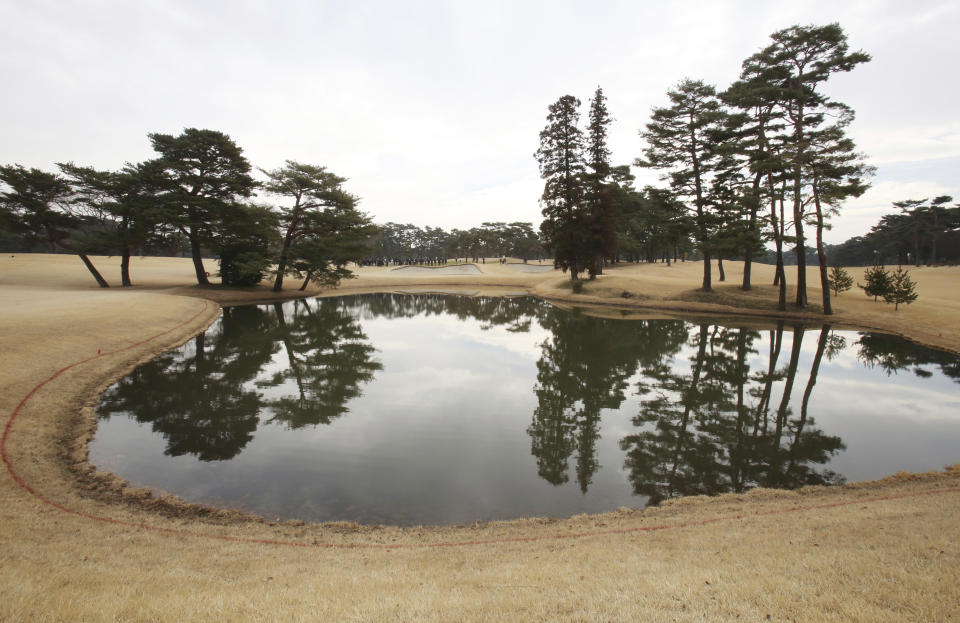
[90,294,960,526]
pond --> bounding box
[90,293,960,526]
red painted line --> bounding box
[3,298,960,550]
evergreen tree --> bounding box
[807,112,873,313]
[744,23,870,307]
[0,164,110,287]
[289,204,378,291]
[827,265,854,296]
[638,79,728,291]
[859,264,892,302]
[722,73,787,295]
[883,267,919,310]
[535,95,588,280]
[147,128,257,286]
[262,160,372,291]
[58,161,166,287]
[584,86,619,278]
[215,203,279,286]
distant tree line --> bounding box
[369,221,543,264]
[536,23,873,316]
[826,195,960,267]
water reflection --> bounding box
[529,310,688,492]
[93,293,960,524]
[98,305,278,460]
[99,298,381,458]
[619,324,845,505]
[265,300,381,428]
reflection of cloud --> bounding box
[816,376,960,422]
[401,313,550,361]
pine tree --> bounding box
[828,265,854,296]
[807,113,873,314]
[637,79,728,291]
[261,160,368,291]
[859,264,891,302]
[0,164,111,287]
[883,267,919,310]
[723,61,789,305]
[745,23,870,308]
[147,128,257,286]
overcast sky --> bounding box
[2,0,957,243]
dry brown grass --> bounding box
[1,253,959,622]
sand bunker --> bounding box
[391,264,482,275]
[505,263,555,273]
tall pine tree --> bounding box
[745,23,870,307]
[147,128,257,286]
[638,79,728,291]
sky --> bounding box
[1,0,957,244]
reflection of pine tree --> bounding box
[97,305,280,460]
[529,309,688,490]
[263,298,382,428]
[623,324,712,504]
[783,325,846,487]
[623,322,846,505]
[856,332,960,382]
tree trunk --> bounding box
[274,252,288,291]
[792,100,808,308]
[78,253,110,288]
[701,251,712,291]
[299,270,313,291]
[813,186,832,315]
[741,249,752,290]
[742,172,762,291]
[188,224,210,286]
[273,211,300,291]
[769,186,787,311]
[120,245,132,287]
[717,257,726,282]
[793,210,807,307]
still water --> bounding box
[90,294,960,526]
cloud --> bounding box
[1,0,958,236]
